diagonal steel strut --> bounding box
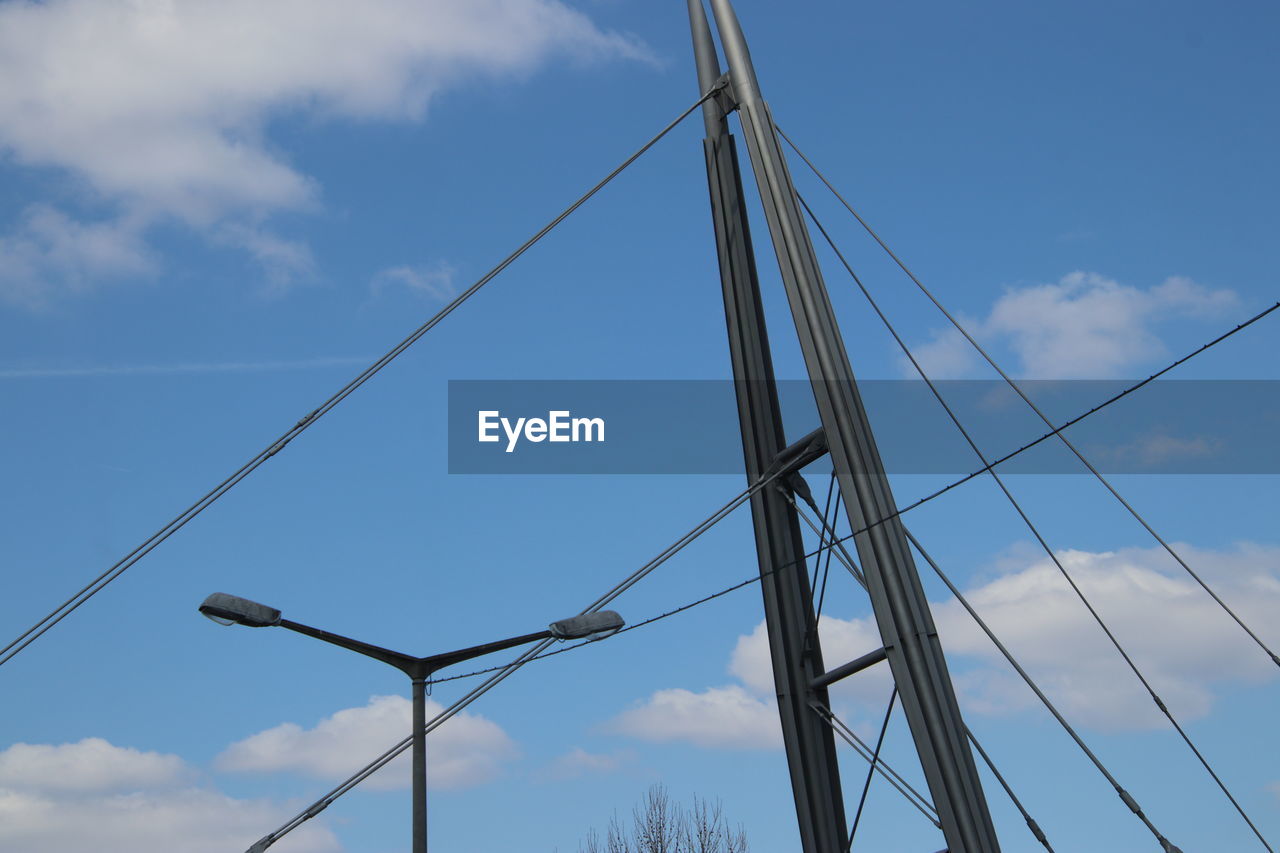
[701,1,1002,850]
[687,3,849,851]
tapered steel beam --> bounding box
[688,3,848,851]
[704,1,1001,850]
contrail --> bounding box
[0,356,371,379]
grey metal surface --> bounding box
[704,1,1001,850]
[688,3,849,851]
[198,592,281,628]
[548,610,624,640]
[413,677,428,853]
[811,647,889,691]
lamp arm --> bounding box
[416,629,552,675]
[279,619,418,674]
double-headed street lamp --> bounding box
[199,592,624,853]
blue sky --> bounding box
[1,1,1278,851]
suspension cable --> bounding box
[784,474,1177,849]
[788,491,866,588]
[966,728,1055,852]
[846,687,897,851]
[904,527,1183,853]
[777,125,1280,672]
[247,464,776,849]
[810,473,839,608]
[0,87,723,671]
[789,495,1058,852]
[812,701,940,827]
[798,194,1273,850]
[248,299,1268,845]
[813,481,840,621]
[787,491,864,580]
[780,298,1277,564]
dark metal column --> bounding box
[704,2,1001,850]
[688,4,848,852]
[412,677,428,853]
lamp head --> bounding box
[199,593,282,628]
[548,610,624,641]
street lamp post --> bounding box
[199,593,624,853]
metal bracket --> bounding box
[762,427,827,509]
[761,427,827,484]
[711,71,739,117]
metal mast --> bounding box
[697,1,1002,850]
[687,3,849,852]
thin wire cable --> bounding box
[801,473,840,657]
[427,520,871,687]
[428,303,1263,683]
[814,479,840,621]
[799,194,1272,850]
[810,473,838,595]
[788,473,1177,849]
[249,465,779,849]
[903,527,1183,853]
[778,125,1280,672]
[426,569,766,684]
[788,489,870,589]
[436,483,1056,852]
[258,304,1267,850]
[792,492,1059,852]
[812,701,941,827]
[246,301,1271,845]
[251,636,556,849]
[967,728,1055,852]
[788,299,1277,562]
[0,87,723,671]
[846,687,897,851]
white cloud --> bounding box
[216,224,317,291]
[0,738,188,793]
[0,738,339,853]
[660,544,1279,741]
[593,540,1279,760]
[608,615,892,751]
[0,0,649,300]
[372,262,458,302]
[0,205,154,309]
[1100,432,1220,468]
[605,685,781,750]
[543,746,633,780]
[931,543,1280,730]
[907,325,983,380]
[216,695,518,790]
[730,615,894,708]
[908,273,1238,379]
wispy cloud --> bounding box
[0,356,371,379]
[371,262,458,302]
[0,205,154,309]
[541,747,634,781]
[907,273,1238,379]
[0,0,651,303]
[216,695,518,791]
